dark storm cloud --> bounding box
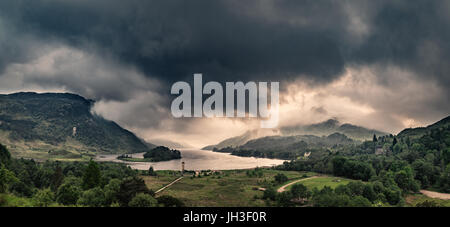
[1,0,450,88]
[0,0,350,86]
[353,1,450,84]
[1,0,450,138]
[349,0,450,114]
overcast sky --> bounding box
[1,0,449,147]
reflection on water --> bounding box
[95,148,285,171]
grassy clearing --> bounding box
[0,193,35,207]
[0,193,77,207]
[285,176,357,191]
[143,169,313,207]
[0,130,111,162]
[278,172,317,185]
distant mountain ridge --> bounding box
[0,92,155,160]
[280,119,387,140]
[203,119,387,150]
[238,132,354,151]
[214,132,355,160]
[202,129,279,150]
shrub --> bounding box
[156,195,185,207]
[104,179,121,205]
[56,183,81,205]
[274,173,288,184]
[128,193,157,207]
[416,200,439,207]
[262,187,277,200]
[77,187,106,207]
[117,177,152,207]
[33,188,55,207]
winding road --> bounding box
[277,176,320,193]
[420,190,450,200]
[277,176,450,201]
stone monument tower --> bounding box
[181,161,185,175]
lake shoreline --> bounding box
[95,148,285,171]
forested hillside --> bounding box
[215,133,354,160]
[278,116,450,198]
[0,92,154,160]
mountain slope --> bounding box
[0,92,155,160]
[398,116,450,139]
[215,133,355,160]
[280,119,387,141]
[202,129,279,150]
[204,119,387,150]
[239,133,354,151]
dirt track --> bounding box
[420,190,450,200]
[277,176,320,193]
[155,176,183,194]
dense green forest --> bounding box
[0,144,183,207]
[263,178,401,207]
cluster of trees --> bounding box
[143,146,181,162]
[246,168,264,178]
[262,180,405,207]
[0,144,184,207]
[331,157,375,181]
[274,173,289,184]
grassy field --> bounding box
[284,176,358,191]
[0,131,97,162]
[142,170,183,192]
[0,194,35,207]
[142,169,314,207]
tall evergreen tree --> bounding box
[117,177,153,207]
[82,160,101,190]
[393,137,398,146]
[51,165,64,191]
[0,144,11,167]
[148,166,156,176]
